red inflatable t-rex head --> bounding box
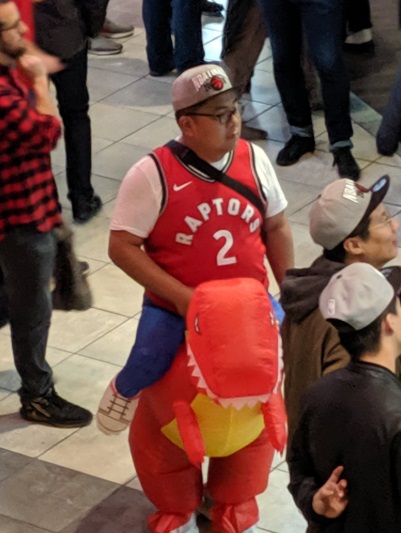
[186,278,280,409]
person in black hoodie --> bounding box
[288,262,401,532]
[280,175,400,455]
[34,0,108,222]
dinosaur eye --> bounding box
[194,315,201,334]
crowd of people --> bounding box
[1,0,401,532]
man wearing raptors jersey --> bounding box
[96,63,294,434]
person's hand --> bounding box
[312,466,348,519]
[38,52,64,74]
[22,40,65,74]
[174,286,195,317]
[17,54,47,81]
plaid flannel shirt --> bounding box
[0,65,62,241]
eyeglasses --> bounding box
[0,19,22,32]
[186,103,245,125]
[369,211,396,230]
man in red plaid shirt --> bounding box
[0,0,92,427]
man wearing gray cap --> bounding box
[280,176,400,452]
[288,262,401,532]
[97,64,293,433]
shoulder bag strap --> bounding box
[165,140,265,218]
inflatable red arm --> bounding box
[173,401,205,469]
[262,390,287,454]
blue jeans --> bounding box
[377,64,401,156]
[0,228,56,402]
[115,294,284,398]
[258,0,353,148]
[115,298,185,397]
[142,0,204,74]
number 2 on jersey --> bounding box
[214,230,237,266]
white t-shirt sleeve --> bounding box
[252,143,288,218]
[110,156,163,238]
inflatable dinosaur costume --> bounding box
[129,278,287,533]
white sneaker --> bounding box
[96,379,139,434]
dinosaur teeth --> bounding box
[196,375,207,389]
[191,365,201,378]
[186,341,275,408]
[218,398,233,409]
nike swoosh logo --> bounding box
[173,182,192,192]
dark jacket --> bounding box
[288,362,401,533]
[34,0,109,60]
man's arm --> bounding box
[322,322,351,376]
[0,55,60,152]
[288,413,348,523]
[263,210,294,286]
[18,55,58,116]
[23,40,63,74]
[109,230,194,316]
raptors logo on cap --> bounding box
[209,75,224,91]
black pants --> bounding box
[142,0,204,74]
[221,0,267,94]
[259,0,353,147]
[344,0,372,33]
[51,45,94,205]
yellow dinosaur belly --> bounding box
[161,393,264,457]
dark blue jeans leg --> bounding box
[301,0,353,146]
[172,0,204,73]
[51,45,94,204]
[377,64,401,156]
[258,0,313,132]
[115,301,185,397]
[0,228,55,402]
[142,0,174,74]
[344,0,372,33]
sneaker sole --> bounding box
[88,49,122,56]
[96,414,128,435]
[101,31,134,39]
[20,409,93,428]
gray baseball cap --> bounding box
[319,263,395,330]
[309,176,390,250]
[172,64,234,112]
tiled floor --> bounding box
[1,2,401,532]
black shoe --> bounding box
[276,135,315,166]
[20,387,93,428]
[202,0,224,16]
[149,69,174,77]
[376,134,399,157]
[72,195,102,223]
[332,147,360,181]
[343,40,375,56]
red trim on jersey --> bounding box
[145,139,269,311]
